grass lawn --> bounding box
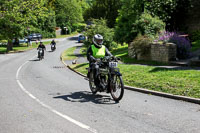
[0,41,51,54]
[71,63,200,98]
[61,46,77,60]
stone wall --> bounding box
[151,43,176,62]
[128,42,177,62]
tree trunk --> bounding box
[7,39,13,52]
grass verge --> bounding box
[61,46,77,60]
[71,63,200,98]
[0,41,51,54]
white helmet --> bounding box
[93,34,103,48]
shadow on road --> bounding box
[53,91,118,104]
[29,59,40,61]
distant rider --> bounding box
[87,34,112,89]
[51,39,56,47]
[37,41,46,57]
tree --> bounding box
[84,19,116,49]
[84,0,122,28]
[53,0,83,28]
[0,0,49,51]
[145,0,192,31]
[114,0,144,44]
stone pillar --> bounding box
[151,42,176,62]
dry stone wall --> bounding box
[151,43,176,62]
[128,42,177,62]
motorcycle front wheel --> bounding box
[89,71,98,94]
[110,75,124,102]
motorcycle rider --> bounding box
[37,41,46,58]
[87,34,112,89]
[50,39,56,50]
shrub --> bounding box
[135,12,165,38]
[40,31,56,38]
[84,19,116,49]
[156,31,191,59]
[129,35,153,59]
[190,30,200,42]
[72,23,86,32]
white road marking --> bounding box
[16,56,97,133]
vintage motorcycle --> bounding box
[51,44,56,51]
[87,56,124,102]
[38,48,44,60]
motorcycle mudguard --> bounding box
[110,68,122,76]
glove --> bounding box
[90,56,96,62]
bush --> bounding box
[190,30,200,42]
[40,31,56,38]
[72,23,86,32]
[135,12,165,38]
[156,31,191,59]
[129,35,153,59]
[84,19,116,49]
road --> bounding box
[0,36,200,133]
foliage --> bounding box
[129,35,152,58]
[84,0,122,28]
[72,23,87,33]
[156,31,191,59]
[84,19,116,49]
[190,30,200,42]
[135,12,165,38]
[191,40,200,52]
[145,0,192,31]
[0,0,50,51]
[114,0,144,44]
[53,0,83,28]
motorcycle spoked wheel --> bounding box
[89,71,98,94]
[110,75,124,102]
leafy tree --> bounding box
[53,0,83,28]
[145,0,192,31]
[84,0,122,28]
[114,0,144,44]
[84,19,116,49]
[0,0,49,51]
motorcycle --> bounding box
[51,44,56,51]
[87,56,124,102]
[38,48,44,60]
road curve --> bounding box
[0,36,200,133]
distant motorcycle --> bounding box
[87,56,124,102]
[51,44,56,51]
[38,48,44,60]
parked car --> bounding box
[78,35,86,43]
[26,33,42,41]
[19,38,28,43]
[12,38,28,45]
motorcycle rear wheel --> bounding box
[110,75,124,102]
[89,72,98,94]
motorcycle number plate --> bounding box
[109,62,117,68]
